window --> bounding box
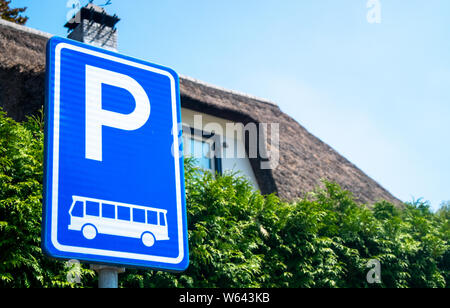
[190,138,213,170]
[86,201,100,217]
[147,210,158,225]
[183,126,222,174]
[72,201,84,218]
[117,206,130,221]
[102,203,115,219]
[159,212,166,227]
[133,208,146,224]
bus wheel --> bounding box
[141,232,155,247]
[82,224,97,240]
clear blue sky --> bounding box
[13,0,450,210]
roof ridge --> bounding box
[0,20,278,108]
[0,18,52,38]
[179,75,278,107]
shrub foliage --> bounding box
[0,111,448,288]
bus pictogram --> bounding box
[68,196,169,247]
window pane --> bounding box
[72,201,84,218]
[159,212,166,227]
[147,211,158,225]
[86,201,99,217]
[190,138,212,170]
[133,208,146,223]
[102,203,115,219]
[117,206,130,221]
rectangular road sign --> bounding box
[42,37,189,271]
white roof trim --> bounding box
[180,75,278,107]
[0,18,52,39]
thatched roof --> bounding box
[0,20,49,120]
[0,19,401,205]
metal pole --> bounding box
[91,265,125,288]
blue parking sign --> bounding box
[42,37,189,271]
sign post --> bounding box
[42,37,189,286]
[91,265,125,288]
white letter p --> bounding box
[85,65,151,161]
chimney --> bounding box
[64,3,120,51]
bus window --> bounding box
[133,208,145,223]
[71,201,84,217]
[159,212,166,227]
[147,210,158,225]
[102,203,115,219]
[117,206,130,221]
[86,201,100,217]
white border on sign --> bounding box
[51,43,185,265]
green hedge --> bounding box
[0,110,448,288]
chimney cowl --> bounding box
[65,3,120,51]
[64,3,120,30]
